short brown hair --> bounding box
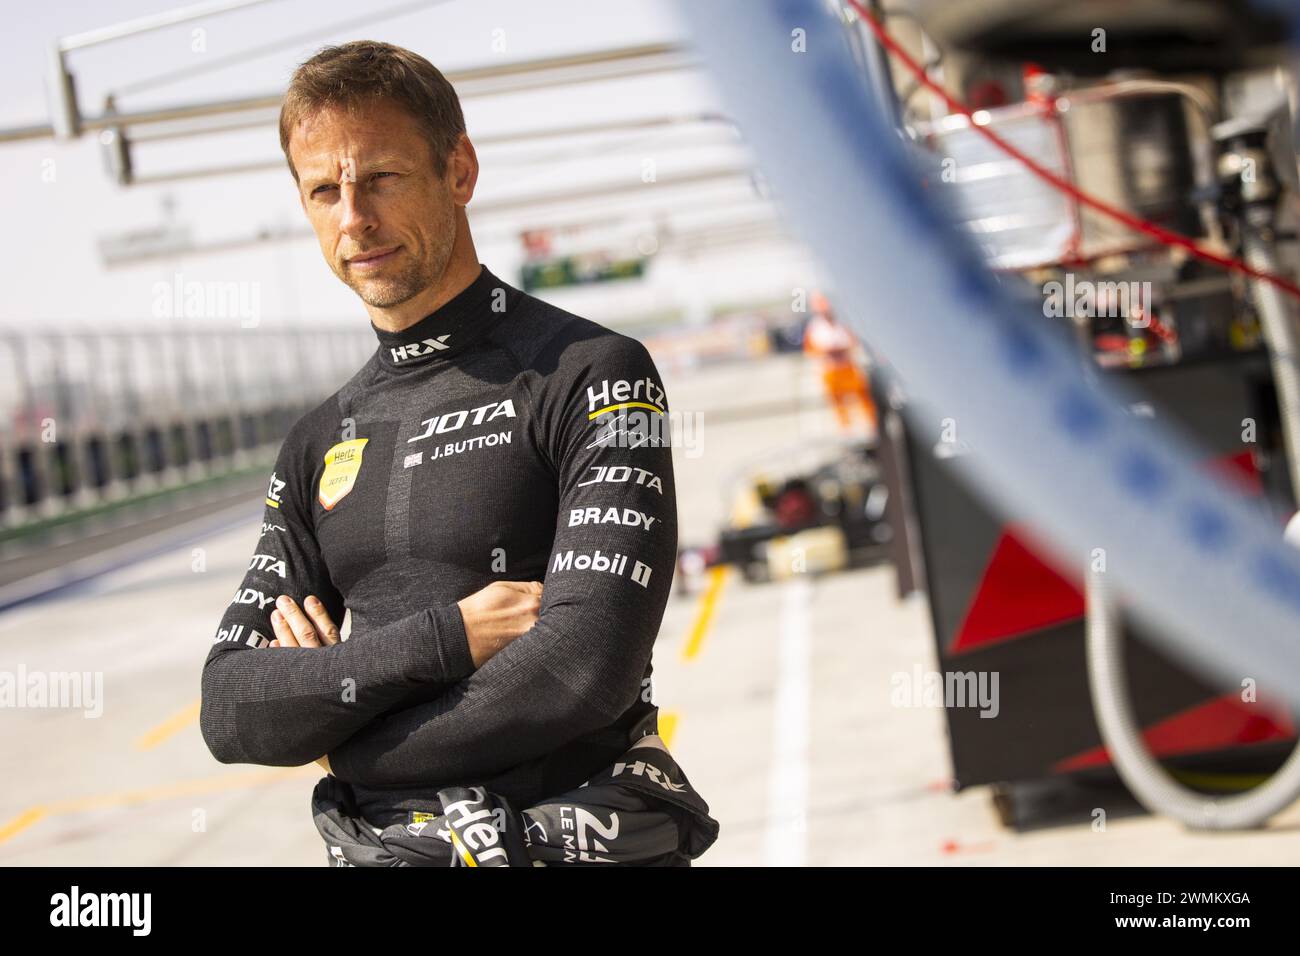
[279,40,466,181]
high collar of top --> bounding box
[371,264,506,370]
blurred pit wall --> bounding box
[0,326,373,533]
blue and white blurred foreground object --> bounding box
[676,0,1300,703]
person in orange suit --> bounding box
[803,292,877,434]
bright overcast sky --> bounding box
[1,0,815,332]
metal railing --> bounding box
[0,326,374,527]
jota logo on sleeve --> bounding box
[318,438,369,511]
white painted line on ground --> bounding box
[0,503,261,614]
[764,576,812,866]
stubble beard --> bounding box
[341,204,457,309]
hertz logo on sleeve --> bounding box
[586,377,666,419]
[318,438,369,511]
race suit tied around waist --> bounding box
[311,737,720,866]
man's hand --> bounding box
[268,583,541,772]
[458,580,544,667]
[269,594,340,648]
[266,596,340,773]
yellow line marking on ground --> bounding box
[658,711,679,748]
[681,565,730,662]
[49,766,317,815]
[0,766,316,847]
[0,807,48,845]
[135,698,202,750]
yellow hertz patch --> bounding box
[318,438,369,511]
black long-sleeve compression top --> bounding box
[199,264,676,819]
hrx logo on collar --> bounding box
[391,334,451,363]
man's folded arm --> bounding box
[200,604,472,767]
[328,333,677,787]
[199,440,475,767]
[325,590,661,786]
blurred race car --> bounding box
[709,438,892,584]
